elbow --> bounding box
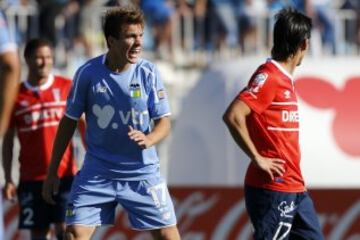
[222,111,234,128]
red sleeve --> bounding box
[237,68,278,114]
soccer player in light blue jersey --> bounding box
[0,9,20,239]
[42,6,181,240]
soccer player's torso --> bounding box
[84,57,155,157]
[76,56,168,180]
[13,75,77,181]
[240,60,305,192]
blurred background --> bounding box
[1,0,359,239]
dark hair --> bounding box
[103,6,144,47]
[271,8,312,61]
[24,38,52,60]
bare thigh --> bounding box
[150,225,181,240]
[64,225,96,240]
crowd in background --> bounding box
[1,0,360,68]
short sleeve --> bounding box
[238,71,278,114]
[147,66,171,120]
[0,11,17,54]
[65,63,91,120]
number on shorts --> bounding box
[147,182,167,208]
[273,222,292,240]
[23,207,34,226]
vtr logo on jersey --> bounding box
[248,73,268,93]
[24,108,63,124]
[296,76,360,157]
[282,110,299,122]
[92,104,148,129]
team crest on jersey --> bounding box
[248,73,268,93]
[130,83,141,98]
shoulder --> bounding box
[76,55,103,77]
[252,61,278,83]
[53,75,72,88]
[135,58,157,76]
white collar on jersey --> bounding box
[24,74,54,91]
[268,59,294,81]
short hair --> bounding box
[271,8,312,61]
[103,6,144,46]
[24,38,52,60]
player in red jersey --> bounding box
[223,8,324,240]
[2,38,84,240]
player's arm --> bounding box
[128,116,171,149]
[2,127,17,201]
[42,115,78,204]
[0,51,20,135]
[77,114,87,149]
[223,99,285,180]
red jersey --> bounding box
[10,75,77,181]
[238,59,305,192]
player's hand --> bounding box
[42,175,60,205]
[128,125,152,149]
[3,182,17,202]
[253,155,286,181]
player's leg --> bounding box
[51,176,74,239]
[244,185,297,240]
[65,171,118,239]
[150,225,181,240]
[289,192,324,240]
[118,176,179,239]
[17,180,52,240]
[64,224,96,240]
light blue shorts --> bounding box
[65,171,177,230]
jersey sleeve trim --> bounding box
[71,62,92,104]
[238,95,263,114]
[152,112,171,120]
[0,43,16,54]
[64,112,80,121]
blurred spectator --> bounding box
[208,0,238,51]
[140,0,175,60]
[341,0,360,52]
[237,0,267,54]
[307,0,336,54]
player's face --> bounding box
[27,46,53,79]
[111,23,143,65]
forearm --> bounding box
[0,53,20,135]
[147,116,171,147]
[47,116,77,177]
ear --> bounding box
[300,39,309,51]
[107,36,116,48]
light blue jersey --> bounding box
[66,55,171,180]
[0,10,16,54]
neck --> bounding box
[105,53,130,73]
[27,74,48,87]
[276,56,299,75]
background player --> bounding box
[2,38,85,240]
[223,8,324,240]
[42,6,181,240]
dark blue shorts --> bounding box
[17,176,73,229]
[245,185,324,240]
